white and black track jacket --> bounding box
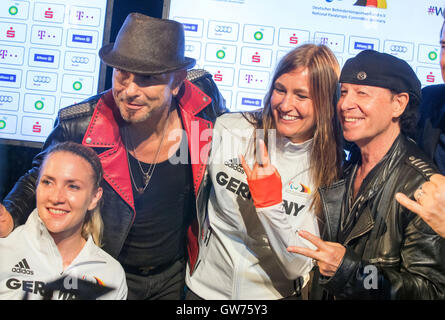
[186,113,318,299]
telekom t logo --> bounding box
[0,50,7,59]
[245,74,254,84]
[76,11,85,21]
[38,30,46,40]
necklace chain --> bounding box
[124,115,169,195]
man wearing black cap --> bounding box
[288,50,445,299]
[0,13,227,299]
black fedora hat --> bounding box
[99,13,195,75]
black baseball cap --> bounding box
[339,50,421,102]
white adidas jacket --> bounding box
[0,209,127,300]
[186,113,319,299]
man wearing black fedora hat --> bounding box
[288,50,445,299]
[0,13,227,299]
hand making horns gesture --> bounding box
[240,139,346,276]
[287,230,346,277]
[240,139,277,178]
[395,173,445,238]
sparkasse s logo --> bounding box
[354,0,387,9]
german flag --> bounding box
[354,0,387,9]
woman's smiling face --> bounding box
[36,151,102,242]
[271,67,316,143]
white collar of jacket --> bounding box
[24,209,107,267]
[277,136,313,158]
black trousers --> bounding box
[125,258,186,300]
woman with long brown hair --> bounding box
[245,43,343,223]
[185,44,343,299]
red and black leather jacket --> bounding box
[3,70,228,275]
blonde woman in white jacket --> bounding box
[0,142,127,300]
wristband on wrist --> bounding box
[247,170,282,208]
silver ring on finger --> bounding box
[415,189,425,201]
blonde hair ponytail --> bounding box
[81,204,104,247]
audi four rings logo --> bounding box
[215,25,232,33]
[33,76,51,83]
[390,45,408,53]
[0,95,13,103]
[185,45,195,52]
[71,56,89,64]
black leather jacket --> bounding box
[314,135,445,299]
[2,70,228,274]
